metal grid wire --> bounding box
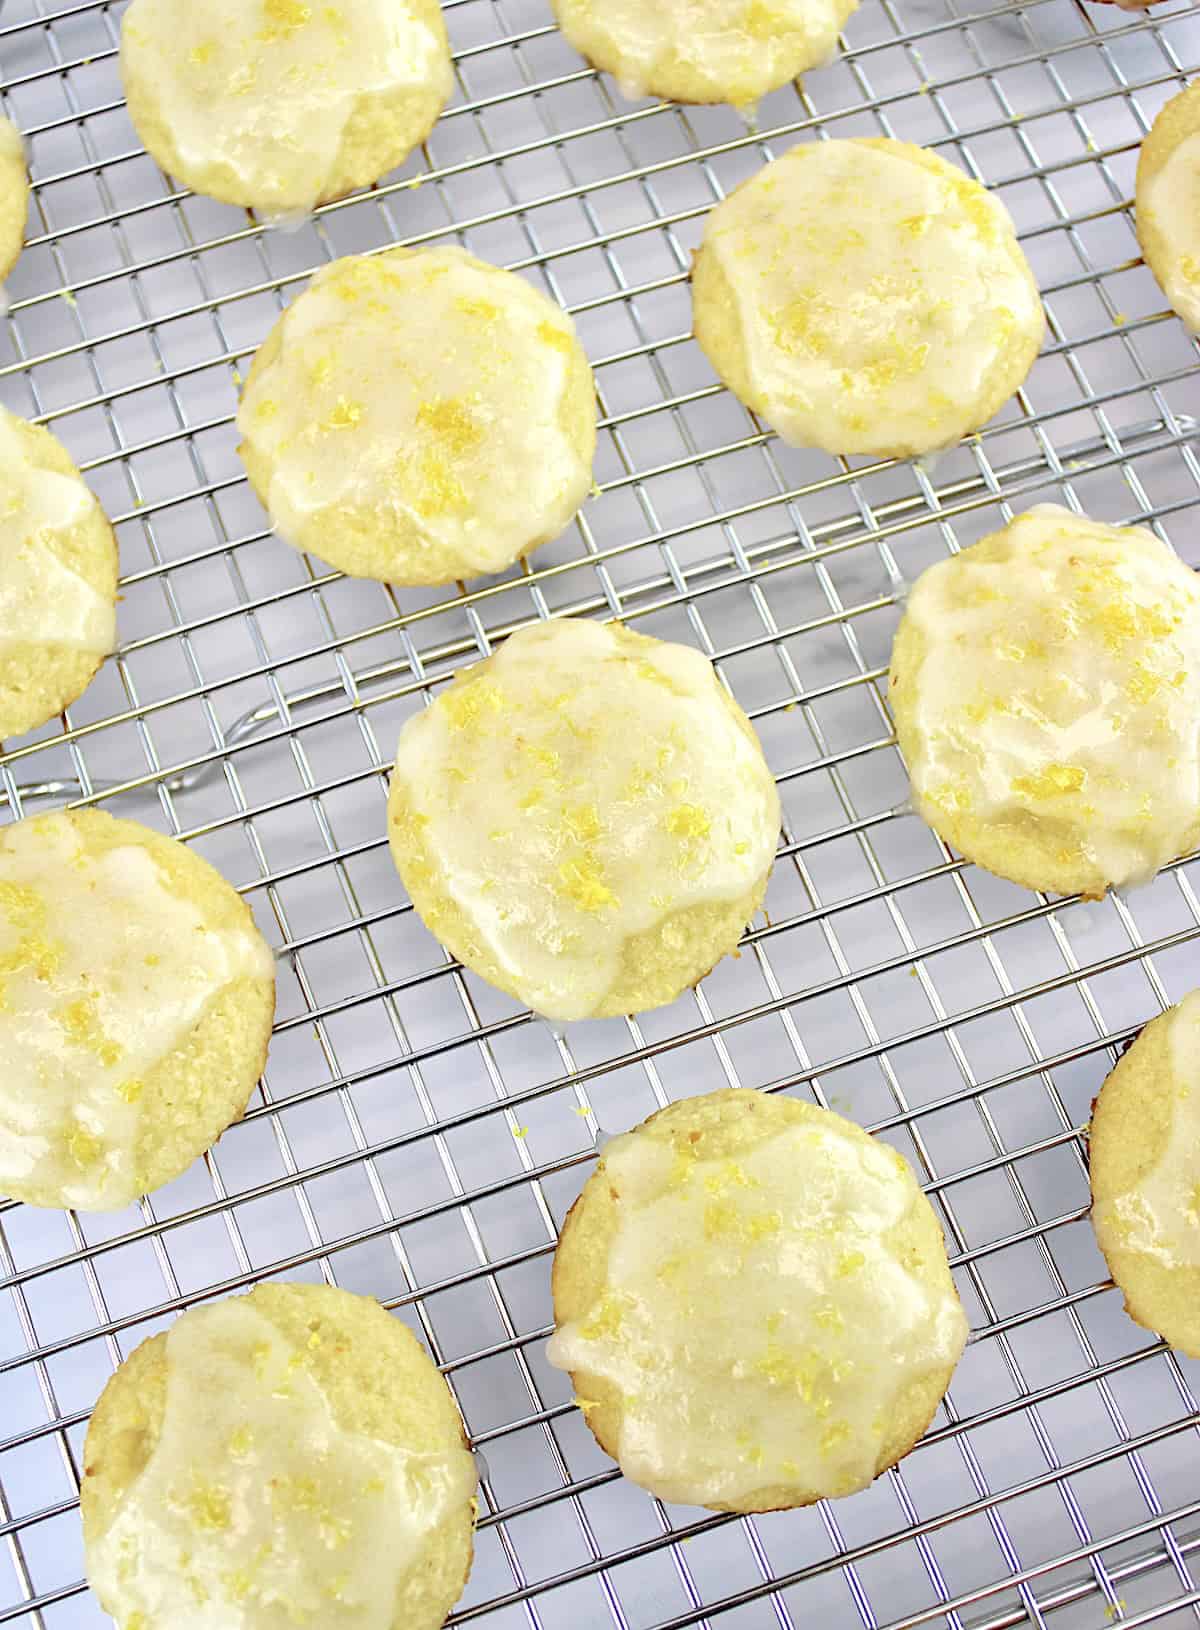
[1,0,1199,1624]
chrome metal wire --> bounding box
[1,0,1200,1625]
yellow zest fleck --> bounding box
[561,803,602,843]
[188,41,214,65]
[116,1078,144,1104]
[258,0,313,40]
[455,295,502,323]
[665,803,711,841]
[442,678,505,731]
[836,1249,865,1277]
[222,1566,254,1604]
[227,1425,255,1457]
[68,1124,103,1170]
[537,320,573,354]
[187,1480,232,1533]
[324,396,362,431]
[556,857,616,913]
[580,1292,627,1341]
[821,1421,851,1455]
[703,1160,757,1195]
[1010,762,1086,799]
[401,449,470,517]
[56,994,121,1066]
[416,396,484,454]
[0,882,48,932]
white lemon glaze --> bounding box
[0,814,274,1209]
[900,504,1200,892]
[1140,130,1200,332]
[237,249,593,580]
[555,0,852,103]
[390,619,781,1021]
[1098,992,1200,1268]
[120,0,448,214]
[0,411,113,658]
[88,1297,477,1629]
[547,1113,968,1505]
[699,139,1043,454]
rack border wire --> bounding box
[1,0,1200,1626]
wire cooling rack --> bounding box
[1,0,1200,1625]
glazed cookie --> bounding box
[238,248,596,584]
[551,0,858,106]
[0,808,275,1210]
[1090,992,1200,1358]
[83,1283,476,1630]
[1136,81,1200,332]
[0,116,28,281]
[692,138,1044,458]
[548,1088,968,1510]
[889,504,1200,898]
[388,619,780,1021]
[0,408,118,740]
[120,0,452,216]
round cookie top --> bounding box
[548,1089,968,1510]
[388,619,780,1021]
[0,808,275,1211]
[551,0,858,107]
[1090,991,1200,1358]
[0,116,28,281]
[120,0,452,215]
[889,504,1200,898]
[237,248,596,584]
[83,1283,476,1630]
[0,408,117,740]
[691,138,1044,458]
[1136,81,1200,333]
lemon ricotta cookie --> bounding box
[0,116,28,281]
[83,1282,477,1630]
[1136,81,1200,333]
[121,0,451,217]
[238,247,597,584]
[548,1088,968,1510]
[890,504,1200,898]
[0,408,118,740]
[388,619,781,1021]
[0,808,275,1211]
[692,138,1044,458]
[1090,992,1200,1358]
[551,0,859,106]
